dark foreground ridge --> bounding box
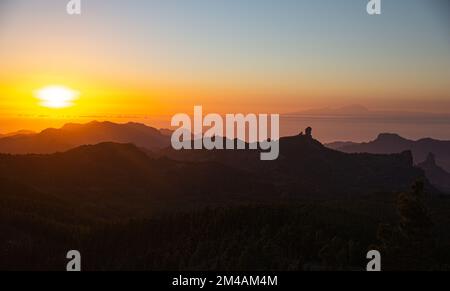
[0,127,449,271]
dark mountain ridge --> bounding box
[163,130,428,197]
[418,153,450,193]
[0,121,171,155]
[0,130,431,220]
[0,129,445,271]
[0,142,275,219]
[327,133,450,172]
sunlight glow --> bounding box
[36,86,79,108]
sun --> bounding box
[35,86,79,109]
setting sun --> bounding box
[35,86,79,108]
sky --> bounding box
[0,0,449,140]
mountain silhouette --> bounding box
[0,142,275,219]
[0,128,431,217]
[327,133,450,172]
[1,127,446,271]
[164,129,428,196]
[417,153,450,193]
[0,130,35,138]
[0,121,170,154]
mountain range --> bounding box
[0,130,35,138]
[326,133,450,193]
[327,133,450,172]
[1,121,448,271]
[418,153,450,193]
[0,126,430,211]
[0,121,171,154]
[0,122,437,198]
[0,142,276,220]
[163,132,429,196]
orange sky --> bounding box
[0,0,449,135]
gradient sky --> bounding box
[0,0,449,135]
